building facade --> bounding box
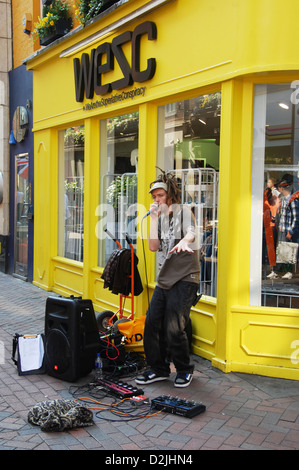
[7,0,77,280]
[7,0,38,281]
[25,0,299,380]
[8,65,34,281]
[0,0,12,273]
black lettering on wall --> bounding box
[132,21,157,82]
[111,31,133,90]
[73,21,157,102]
[74,50,95,101]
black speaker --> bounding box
[45,295,100,382]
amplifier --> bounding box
[96,377,144,399]
[45,295,99,382]
[151,395,206,418]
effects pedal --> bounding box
[151,395,206,418]
[96,377,144,399]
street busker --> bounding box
[135,169,200,388]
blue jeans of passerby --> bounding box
[144,280,197,375]
[290,229,299,244]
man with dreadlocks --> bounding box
[136,169,200,387]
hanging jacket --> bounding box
[101,249,125,290]
[101,249,143,296]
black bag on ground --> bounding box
[12,333,46,376]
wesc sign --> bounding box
[73,21,157,102]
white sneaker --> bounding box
[282,272,293,279]
[267,271,279,279]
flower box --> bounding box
[98,0,120,14]
[39,17,72,46]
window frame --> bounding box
[156,91,221,299]
[57,125,85,263]
[250,79,299,308]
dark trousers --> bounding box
[144,280,197,375]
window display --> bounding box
[98,113,139,266]
[251,83,299,307]
[58,126,85,262]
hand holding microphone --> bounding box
[144,203,159,218]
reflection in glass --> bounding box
[157,93,221,297]
[98,113,139,266]
[252,84,299,308]
[14,154,30,279]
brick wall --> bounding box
[11,0,37,68]
[12,0,77,68]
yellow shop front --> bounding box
[26,0,299,380]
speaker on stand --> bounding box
[44,295,100,382]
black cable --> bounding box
[141,216,150,309]
[68,381,158,422]
[68,372,166,422]
[94,402,160,422]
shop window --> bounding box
[98,113,139,266]
[251,83,299,308]
[14,153,30,280]
[58,126,85,262]
[157,92,221,297]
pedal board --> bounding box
[96,377,144,399]
[151,395,206,418]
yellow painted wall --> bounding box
[26,0,299,380]
[28,0,299,127]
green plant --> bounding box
[32,0,73,42]
[65,180,84,193]
[106,175,138,210]
[74,0,104,26]
[107,113,139,137]
[64,126,85,147]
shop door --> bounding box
[14,153,30,279]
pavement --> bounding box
[0,271,299,452]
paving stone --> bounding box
[0,271,299,450]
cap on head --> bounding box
[149,167,181,204]
[149,182,168,194]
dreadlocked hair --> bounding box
[150,167,181,204]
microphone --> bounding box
[143,205,159,218]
